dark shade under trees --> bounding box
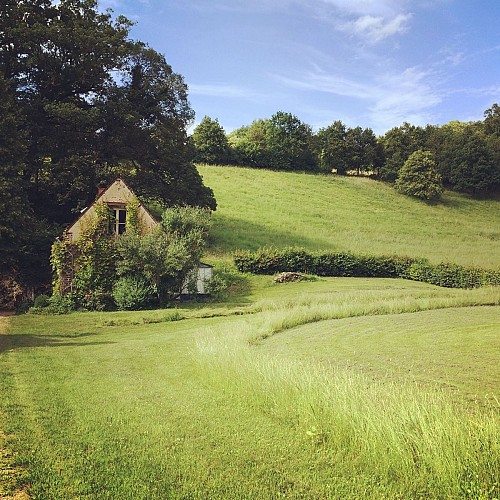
[0,0,216,299]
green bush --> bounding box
[113,274,157,310]
[233,247,500,289]
[29,294,77,315]
[395,149,444,200]
[33,294,51,308]
[205,264,249,300]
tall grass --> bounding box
[1,278,499,497]
[195,328,500,498]
[247,285,500,341]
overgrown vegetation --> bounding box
[0,0,215,305]
[48,202,211,311]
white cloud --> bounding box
[315,0,404,17]
[341,13,412,42]
[276,65,442,133]
[193,0,413,41]
[276,73,371,99]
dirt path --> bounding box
[0,314,13,335]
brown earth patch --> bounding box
[0,315,13,335]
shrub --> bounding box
[234,247,500,289]
[233,247,315,274]
[33,294,51,308]
[395,149,444,200]
[205,264,249,300]
[29,294,77,315]
[113,274,157,310]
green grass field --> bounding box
[1,165,499,498]
[199,165,500,268]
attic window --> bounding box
[110,208,126,235]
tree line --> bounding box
[192,105,500,198]
[0,0,216,304]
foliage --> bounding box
[204,264,248,300]
[0,277,23,310]
[112,274,157,310]
[265,111,317,171]
[33,294,51,308]
[227,113,317,171]
[228,119,270,167]
[429,122,500,197]
[233,247,500,288]
[483,103,500,136]
[115,206,211,304]
[395,149,443,200]
[192,116,231,164]
[315,122,384,176]
[50,203,211,311]
[0,0,216,297]
[315,120,348,174]
[380,122,429,181]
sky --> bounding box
[100,0,500,135]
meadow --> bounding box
[199,165,500,268]
[1,166,499,498]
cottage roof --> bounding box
[64,178,158,241]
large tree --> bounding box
[315,121,348,174]
[265,112,317,171]
[428,121,500,197]
[0,0,215,220]
[380,123,428,181]
[0,0,215,295]
[228,119,270,167]
[395,150,443,201]
[192,116,231,164]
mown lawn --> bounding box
[1,277,499,498]
[199,164,500,269]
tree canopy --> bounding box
[395,150,443,201]
[192,116,231,164]
[0,0,215,295]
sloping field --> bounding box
[199,164,500,269]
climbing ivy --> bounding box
[51,202,116,310]
[49,199,206,311]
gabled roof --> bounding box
[65,178,158,240]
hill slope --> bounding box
[199,165,500,268]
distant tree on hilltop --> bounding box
[192,116,231,164]
[395,150,443,201]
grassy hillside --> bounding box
[1,278,499,498]
[198,164,500,269]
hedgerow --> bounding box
[233,248,500,288]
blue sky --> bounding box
[101,0,500,135]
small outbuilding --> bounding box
[181,263,214,296]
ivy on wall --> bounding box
[50,198,142,310]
